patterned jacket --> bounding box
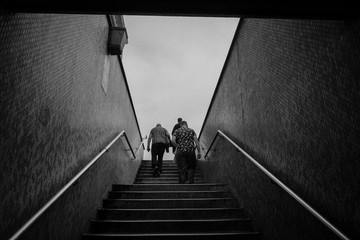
[173,126,197,153]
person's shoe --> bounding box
[153,166,159,176]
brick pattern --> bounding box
[0,13,142,239]
[199,18,360,240]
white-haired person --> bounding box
[147,123,171,176]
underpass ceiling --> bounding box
[2,0,359,19]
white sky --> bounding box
[122,15,239,159]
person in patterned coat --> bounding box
[171,117,182,153]
[172,121,201,184]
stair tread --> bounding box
[99,207,244,210]
[134,182,205,184]
[135,178,182,179]
[112,184,230,191]
[83,232,260,236]
[115,183,228,186]
[105,198,235,202]
[110,190,229,193]
[91,218,251,223]
[105,198,235,201]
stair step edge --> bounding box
[90,218,251,223]
[99,207,244,211]
[113,183,228,186]
[83,232,260,236]
[104,198,236,202]
[109,190,230,193]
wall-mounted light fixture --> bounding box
[107,26,128,55]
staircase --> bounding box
[82,160,260,239]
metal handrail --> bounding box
[121,131,136,159]
[9,130,138,240]
[133,136,146,158]
[203,130,350,240]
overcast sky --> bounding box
[121,15,239,159]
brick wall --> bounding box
[0,13,143,239]
[199,18,360,240]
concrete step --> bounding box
[139,165,178,168]
[135,175,182,179]
[112,183,229,192]
[103,198,239,209]
[139,161,177,165]
[108,190,233,199]
[134,181,205,184]
[137,170,180,174]
[89,219,254,233]
[140,160,176,164]
[134,178,204,184]
[138,167,179,171]
[136,171,202,176]
[96,208,247,220]
[82,232,260,240]
[141,158,175,164]
[138,165,183,169]
[136,171,202,178]
[139,164,178,167]
[136,174,179,181]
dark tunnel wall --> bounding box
[0,13,143,239]
[199,18,360,240]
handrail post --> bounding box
[204,131,220,159]
[121,132,136,159]
[134,136,146,157]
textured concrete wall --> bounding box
[199,18,360,240]
[0,13,143,239]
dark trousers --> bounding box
[175,151,197,184]
[151,143,166,172]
